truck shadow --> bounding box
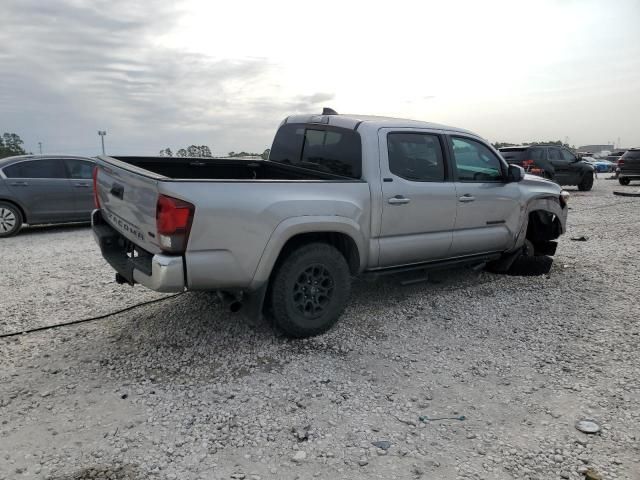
[86,266,489,384]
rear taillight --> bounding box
[92,167,100,209]
[156,194,194,253]
[618,159,625,166]
[522,159,534,168]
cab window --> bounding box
[451,137,503,182]
[387,133,445,181]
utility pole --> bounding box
[98,130,107,155]
[38,142,42,154]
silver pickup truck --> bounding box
[92,110,568,337]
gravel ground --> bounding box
[1,178,639,480]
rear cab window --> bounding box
[3,159,67,179]
[269,124,362,178]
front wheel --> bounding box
[270,243,351,338]
[619,177,631,186]
[0,202,23,237]
[578,172,594,191]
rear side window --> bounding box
[499,148,527,162]
[65,159,94,179]
[387,133,445,181]
[451,137,504,182]
[622,150,640,160]
[530,148,545,160]
[548,148,562,161]
[3,159,67,179]
[269,124,362,178]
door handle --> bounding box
[10,181,28,186]
[74,183,91,188]
[459,194,476,203]
[388,195,410,205]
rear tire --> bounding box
[270,243,351,338]
[619,177,631,186]
[578,172,594,191]
[0,202,22,237]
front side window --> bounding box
[65,159,94,179]
[560,149,576,162]
[3,159,66,179]
[451,137,503,182]
[387,133,445,181]
[269,124,362,178]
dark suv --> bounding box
[617,149,640,185]
[499,145,595,191]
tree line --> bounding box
[160,146,271,160]
[492,140,574,150]
[0,133,27,159]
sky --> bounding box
[1,0,639,156]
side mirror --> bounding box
[507,164,525,182]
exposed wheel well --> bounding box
[0,199,26,223]
[274,232,360,276]
[526,210,562,242]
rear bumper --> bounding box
[91,209,185,292]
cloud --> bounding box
[0,0,331,155]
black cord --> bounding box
[0,293,183,339]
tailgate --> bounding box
[95,156,163,254]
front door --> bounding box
[377,129,457,267]
[448,136,521,256]
[3,158,77,223]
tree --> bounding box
[0,132,27,159]
[176,148,188,157]
[159,148,173,157]
[199,145,212,157]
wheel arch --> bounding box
[249,216,365,290]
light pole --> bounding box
[98,130,107,155]
[38,142,42,154]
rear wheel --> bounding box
[0,202,22,237]
[578,172,594,191]
[619,177,631,186]
[270,243,351,338]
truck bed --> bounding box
[107,156,347,181]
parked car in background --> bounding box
[606,150,627,163]
[0,155,95,237]
[617,149,640,185]
[498,145,595,191]
[586,158,616,173]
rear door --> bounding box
[377,129,457,267]
[2,159,77,223]
[64,158,95,219]
[448,136,521,256]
